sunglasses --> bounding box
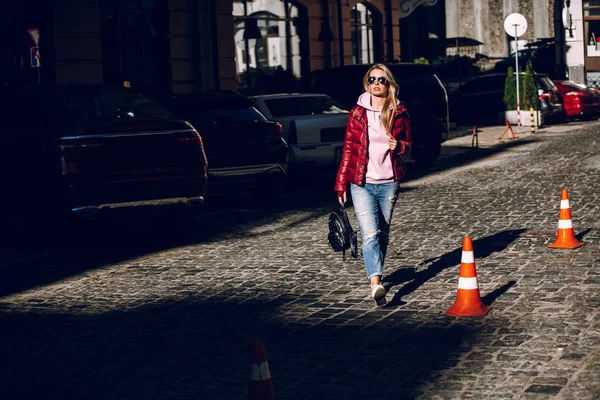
[367,76,388,85]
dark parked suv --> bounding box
[162,91,289,205]
[309,63,449,166]
[448,72,564,126]
[0,83,208,239]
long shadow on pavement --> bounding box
[0,138,537,298]
[0,296,480,399]
[383,229,526,307]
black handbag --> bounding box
[327,205,358,261]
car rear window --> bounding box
[89,91,173,121]
[36,87,173,128]
[192,107,267,126]
[264,96,348,118]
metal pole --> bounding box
[384,0,393,62]
[336,0,344,66]
[514,24,521,127]
[210,0,220,90]
[284,0,293,74]
[244,0,250,90]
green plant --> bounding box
[504,61,540,111]
[521,60,540,110]
[504,66,517,111]
[413,57,429,65]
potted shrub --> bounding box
[502,61,542,127]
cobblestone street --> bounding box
[1,122,599,399]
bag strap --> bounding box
[340,204,348,262]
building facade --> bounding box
[0,0,573,95]
[444,0,556,59]
[0,0,406,94]
[562,0,600,85]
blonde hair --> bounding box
[362,63,399,135]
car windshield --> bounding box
[264,96,348,118]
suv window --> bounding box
[459,76,505,94]
[396,75,443,98]
[536,76,557,92]
[264,96,348,118]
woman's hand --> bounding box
[389,136,398,151]
[338,191,347,206]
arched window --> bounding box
[233,0,307,93]
[351,3,381,64]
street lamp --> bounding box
[504,13,527,127]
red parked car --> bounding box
[553,80,600,119]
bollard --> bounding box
[530,107,535,133]
[499,119,516,140]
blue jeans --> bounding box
[350,182,400,280]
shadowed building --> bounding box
[0,0,566,94]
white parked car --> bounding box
[250,93,349,174]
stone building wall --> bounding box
[447,0,555,59]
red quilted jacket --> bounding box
[334,103,412,195]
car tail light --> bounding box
[269,122,283,136]
[566,91,586,97]
[175,130,203,146]
[539,92,552,100]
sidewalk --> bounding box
[445,123,540,148]
[439,122,562,158]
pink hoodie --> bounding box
[357,92,398,184]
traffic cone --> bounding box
[445,236,490,317]
[549,189,584,249]
[248,340,274,400]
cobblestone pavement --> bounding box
[1,121,599,400]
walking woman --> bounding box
[334,63,412,306]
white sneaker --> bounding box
[371,283,387,306]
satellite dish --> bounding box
[504,13,527,38]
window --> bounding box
[351,3,379,64]
[100,0,166,92]
[264,96,348,118]
[458,75,506,95]
[192,107,267,127]
[233,0,306,91]
[584,1,600,55]
[536,76,557,92]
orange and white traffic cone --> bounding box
[549,189,584,249]
[445,236,490,317]
[248,340,274,400]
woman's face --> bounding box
[367,69,389,98]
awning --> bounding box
[438,37,484,48]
